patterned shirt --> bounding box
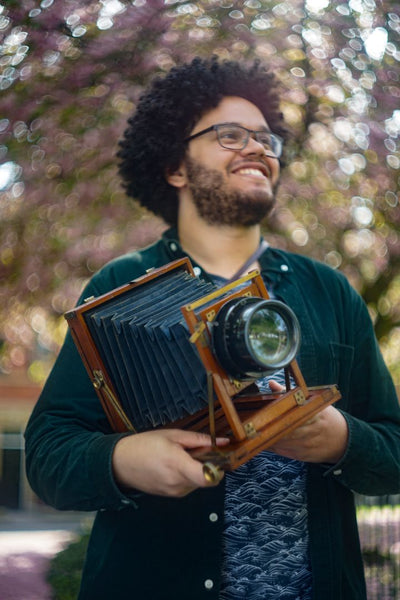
[211,274,312,599]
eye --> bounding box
[257,132,273,148]
[218,127,243,144]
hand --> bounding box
[112,429,229,497]
[268,380,349,464]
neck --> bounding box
[178,212,262,280]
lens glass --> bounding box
[247,308,291,366]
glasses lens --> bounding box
[216,125,282,156]
[217,125,246,149]
[256,132,281,157]
[247,308,291,366]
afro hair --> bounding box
[117,56,288,226]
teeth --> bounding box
[237,168,266,178]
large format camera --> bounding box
[66,258,340,480]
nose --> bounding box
[239,135,280,182]
[241,134,266,156]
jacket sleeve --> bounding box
[323,279,400,496]
[24,275,140,512]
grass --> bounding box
[46,530,90,600]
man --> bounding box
[25,57,400,600]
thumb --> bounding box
[269,379,285,393]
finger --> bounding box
[215,436,231,446]
[166,429,229,449]
[269,380,285,393]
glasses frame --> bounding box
[185,123,283,158]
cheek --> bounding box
[191,146,233,170]
[270,160,280,183]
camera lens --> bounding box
[211,297,300,379]
[247,306,292,366]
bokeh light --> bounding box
[0,0,399,389]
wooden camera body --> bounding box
[65,258,341,476]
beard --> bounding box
[185,157,277,227]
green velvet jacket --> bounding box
[25,228,400,600]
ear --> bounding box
[165,163,187,189]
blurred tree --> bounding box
[0,0,399,385]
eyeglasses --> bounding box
[185,123,283,158]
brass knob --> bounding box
[203,462,223,484]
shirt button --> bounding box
[169,242,178,252]
[204,579,214,590]
[193,266,202,276]
[209,512,218,522]
[333,469,342,476]
[280,264,289,272]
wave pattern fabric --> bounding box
[219,372,312,600]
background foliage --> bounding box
[46,529,90,600]
[0,0,399,386]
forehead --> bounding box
[193,96,269,132]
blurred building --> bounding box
[0,371,40,510]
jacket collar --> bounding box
[161,226,294,281]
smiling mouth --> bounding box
[234,167,269,179]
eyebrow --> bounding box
[218,121,272,133]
